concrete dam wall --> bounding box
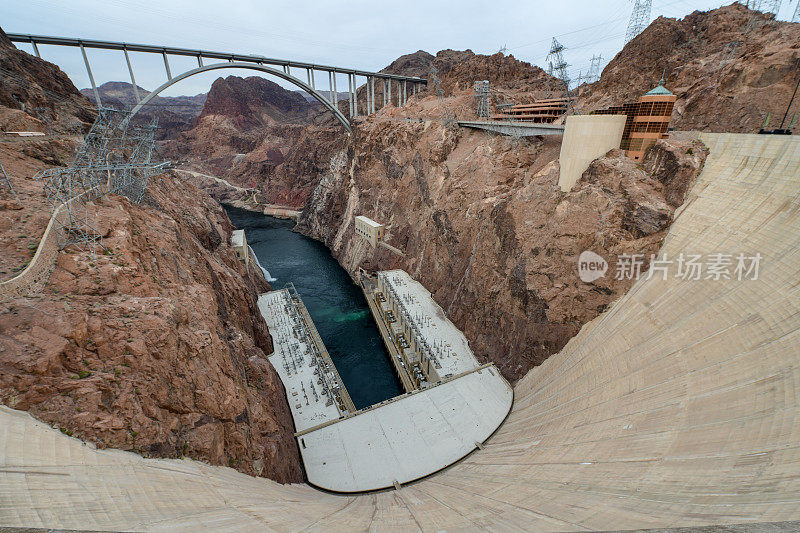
[1,132,799,531]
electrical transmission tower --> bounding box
[722,0,784,71]
[35,107,169,253]
[745,0,783,32]
[474,81,492,118]
[0,161,17,199]
[431,65,456,125]
[547,38,571,87]
[587,55,604,83]
[546,38,573,111]
[625,0,653,44]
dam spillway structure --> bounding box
[2,132,800,530]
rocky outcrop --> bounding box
[0,172,303,483]
[380,49,554,96]
[297,116,707,382]
[199,76,313,129]
[162,75,332,206]
[580,3,800,132]
[0,32,303,484]
[0,27,95,133]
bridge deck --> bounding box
[6,33,427,82]
[458,120,565,137]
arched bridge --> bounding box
[7,33,428,135]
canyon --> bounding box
[167,4,796,382]
[0,0,798,488]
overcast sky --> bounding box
[2,0,797,98]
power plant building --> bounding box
[230,229,249,267]
[354,215,384,246]
[594,81,676,161]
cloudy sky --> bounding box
[2,0,797,97]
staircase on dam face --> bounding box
[1,133,800,531]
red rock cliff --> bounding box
[0,31,302,483]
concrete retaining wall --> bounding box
[0,205,64,300]
[0,186,106,301]
[558,114,626,192]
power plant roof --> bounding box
[645,83,673,96]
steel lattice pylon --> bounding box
[587,54,604,84]
[0,161,16,199]
[34,107,169,254]
[625,0,653,43]
[474,81,491,118]
[720,0,785,72]
[745,0,783,32]
[546,38,574,111]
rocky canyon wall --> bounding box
[0,29,303,483]
[579,3,800,133]
[296,110,708,382]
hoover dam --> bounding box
[2,132,799,530]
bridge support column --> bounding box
[123,47,141,103]
[197,55,203,67]
[374,77,378,114]
[31,41,40,58]
[388,79,392,107]
[370,76,375,114]
[403,80,407,107]
[383,79,387,108]
[328,71,334,104]
[332,72,338,108]
[347,74,351,117]
[350,74,357,117]
[80,43,101,108]
[162,51,172,81]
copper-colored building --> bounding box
[594,81,676,161]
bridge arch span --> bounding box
[128,61,353,135]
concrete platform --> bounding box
[257,289,352,431]
[300,366,512,492]
[457,120,565,137]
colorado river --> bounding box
[224,205,403,409]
